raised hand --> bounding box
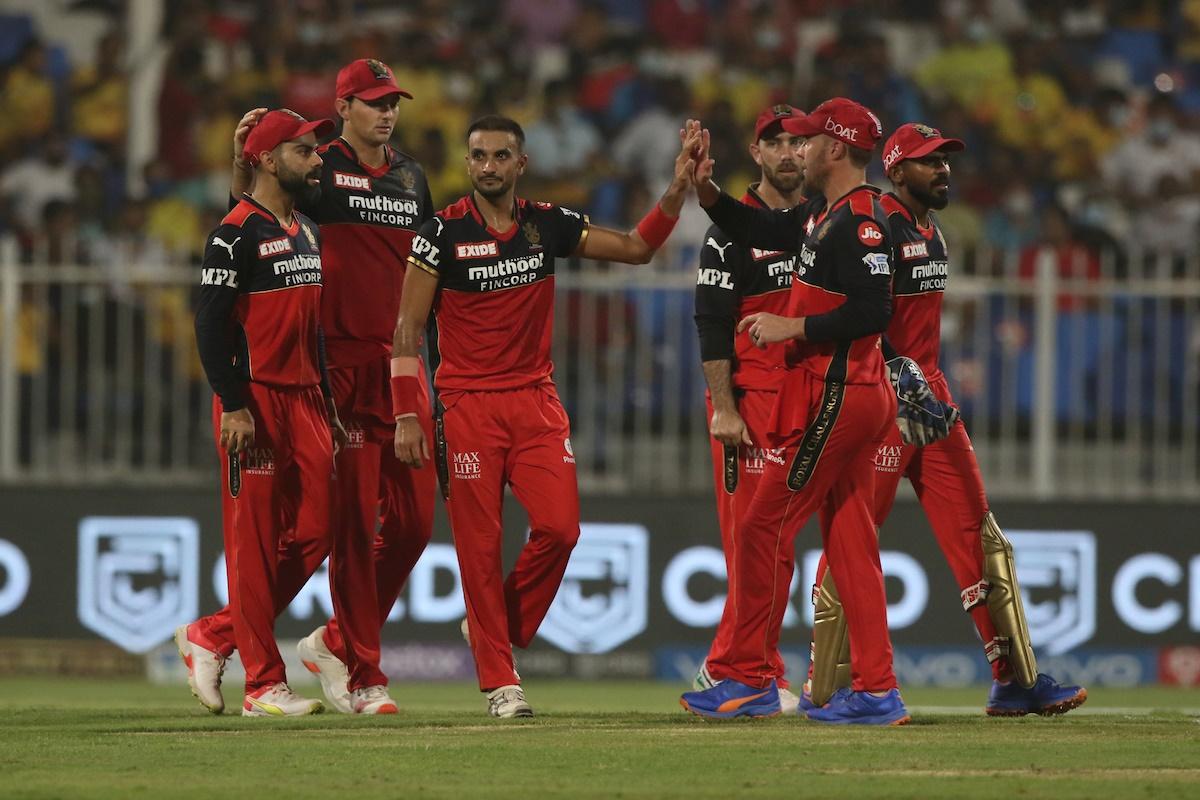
[233,107,269,167]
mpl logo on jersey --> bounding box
[334,171,373,191]
[77,517,199,653]
[1009,531,1097,655]
[539,524,649,654]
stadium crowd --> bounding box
[2,0,1197,264]
[0,0,1196,469]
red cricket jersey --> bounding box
[881,193,948,382]
[406,195,589,392]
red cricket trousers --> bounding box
[870,373,1004,678]
[440,383,580,691]
[192,359,436,692]
[211,383,333,694]
[711,369,899,692]
[703,389,790,688]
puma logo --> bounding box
[706,236,731,263]
[212,236,241,260]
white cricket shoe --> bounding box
[351,685,399,715]
[692,663,719,691]
[778,687,801,716]
[297,626,352,714]
[242,683,324,717]
[175,624,226,714]
[487,684,533,718]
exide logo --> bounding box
[334,172,372,191]
[901,241,928,260]
[258,237,293,258]
[455,241,499,259]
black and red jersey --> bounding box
[786,187,893,385]
[693,185,822,391]
[880,193,948,382]
[406,194,589,393]
[194,197,324,411]
[298,138,433,368]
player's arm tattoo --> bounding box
[702,360,737,414]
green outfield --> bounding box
[2,678,1198,799]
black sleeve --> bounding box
[317,327,332,400]
[194,223,250,412]
[693,225,741,362]
[703,191,805,252]
[549,204,589,257]
[420,177,434,225]
[408,216,446,278]
[804,216,893,343]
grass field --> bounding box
[2,678,1198,799]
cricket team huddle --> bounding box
[180,56,1088,723]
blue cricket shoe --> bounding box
[680,678,782,719]
[806,687,911,726]
[986,673,1087,717]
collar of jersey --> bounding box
[467,192,522,241]
[239,193,301,237]
[813,183,879,227]
[334,137,393,178]
[884,191,936,240]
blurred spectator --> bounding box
[70,30,126,155]
[0,38,54,153]
[1102,93,1200,206]
[0,135,77,234]
[524,79,602,180]
[612,77,691,192]
[505,0,580,48]
[1018,204,1101,311]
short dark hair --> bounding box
[848,145,872,168]
[466,115,525,151]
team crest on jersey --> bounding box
[816,219,832,241]
[523,222,541,247]
[302,224,318,251]
[399,167,416,191]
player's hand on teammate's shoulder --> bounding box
[738,312,803,348]
[233,107,269,169]
[219,408,255,454]
[709,408,753,447]
[394,417,429,469]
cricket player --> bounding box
[691,104,825,714]
[178,59,435,716]
[391,115,701,717]
[804,122,1087,716]
[185,109,343,716]
[680,99,910,725]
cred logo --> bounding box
[858,222,883,246]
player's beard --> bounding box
[764,162,804,195]
[910,180,950,210]
[279,165,323,206]
[473,173,512,200]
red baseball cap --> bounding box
[335,58,412,102]
[782,97,883,151]
[881,122,965,170]
[753,104,805,141]
[242,109,335,167]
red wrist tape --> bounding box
[636,203,678,250]
[390,375,420,419]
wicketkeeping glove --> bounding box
[886,356,960,446]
